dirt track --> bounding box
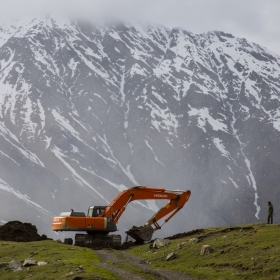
[93,249,193,280]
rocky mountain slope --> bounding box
[0,15,280,239]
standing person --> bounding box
[267,201,274,224]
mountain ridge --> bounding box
[0,15,280,239]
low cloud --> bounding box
[0,0,279,54]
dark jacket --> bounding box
[268,202,274,214]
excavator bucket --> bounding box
[126,225,154,243]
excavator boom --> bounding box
[101,186,190,223]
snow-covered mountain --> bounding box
[1,15,280,239]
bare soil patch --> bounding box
[93,248,193,280]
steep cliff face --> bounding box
[0,15,280,238]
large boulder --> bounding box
[166,252,178,261]
[10,260,22,271]
[152,238,170,249]
[23,258,36,267]
[200,245,211,255]
[37,261,48,266]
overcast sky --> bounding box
[1,0,280,55]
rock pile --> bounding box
[9,258,48,272]
[0,221,45,242]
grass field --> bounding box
[0,239,121,280]
[128,223,280,280]
[1,223,280,279]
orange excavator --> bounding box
[52,186,191,248]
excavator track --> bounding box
[126,225,154,243]
[75,233,122,249]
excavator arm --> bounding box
[145,189,191,231]
[100,186,191,242]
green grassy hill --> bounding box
[0,223,279,279]
[128,223,280,280]
[0,239,121,280]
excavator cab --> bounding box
[87,206,107,217]
[86,206,116,232]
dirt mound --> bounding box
[0,221,42,242]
